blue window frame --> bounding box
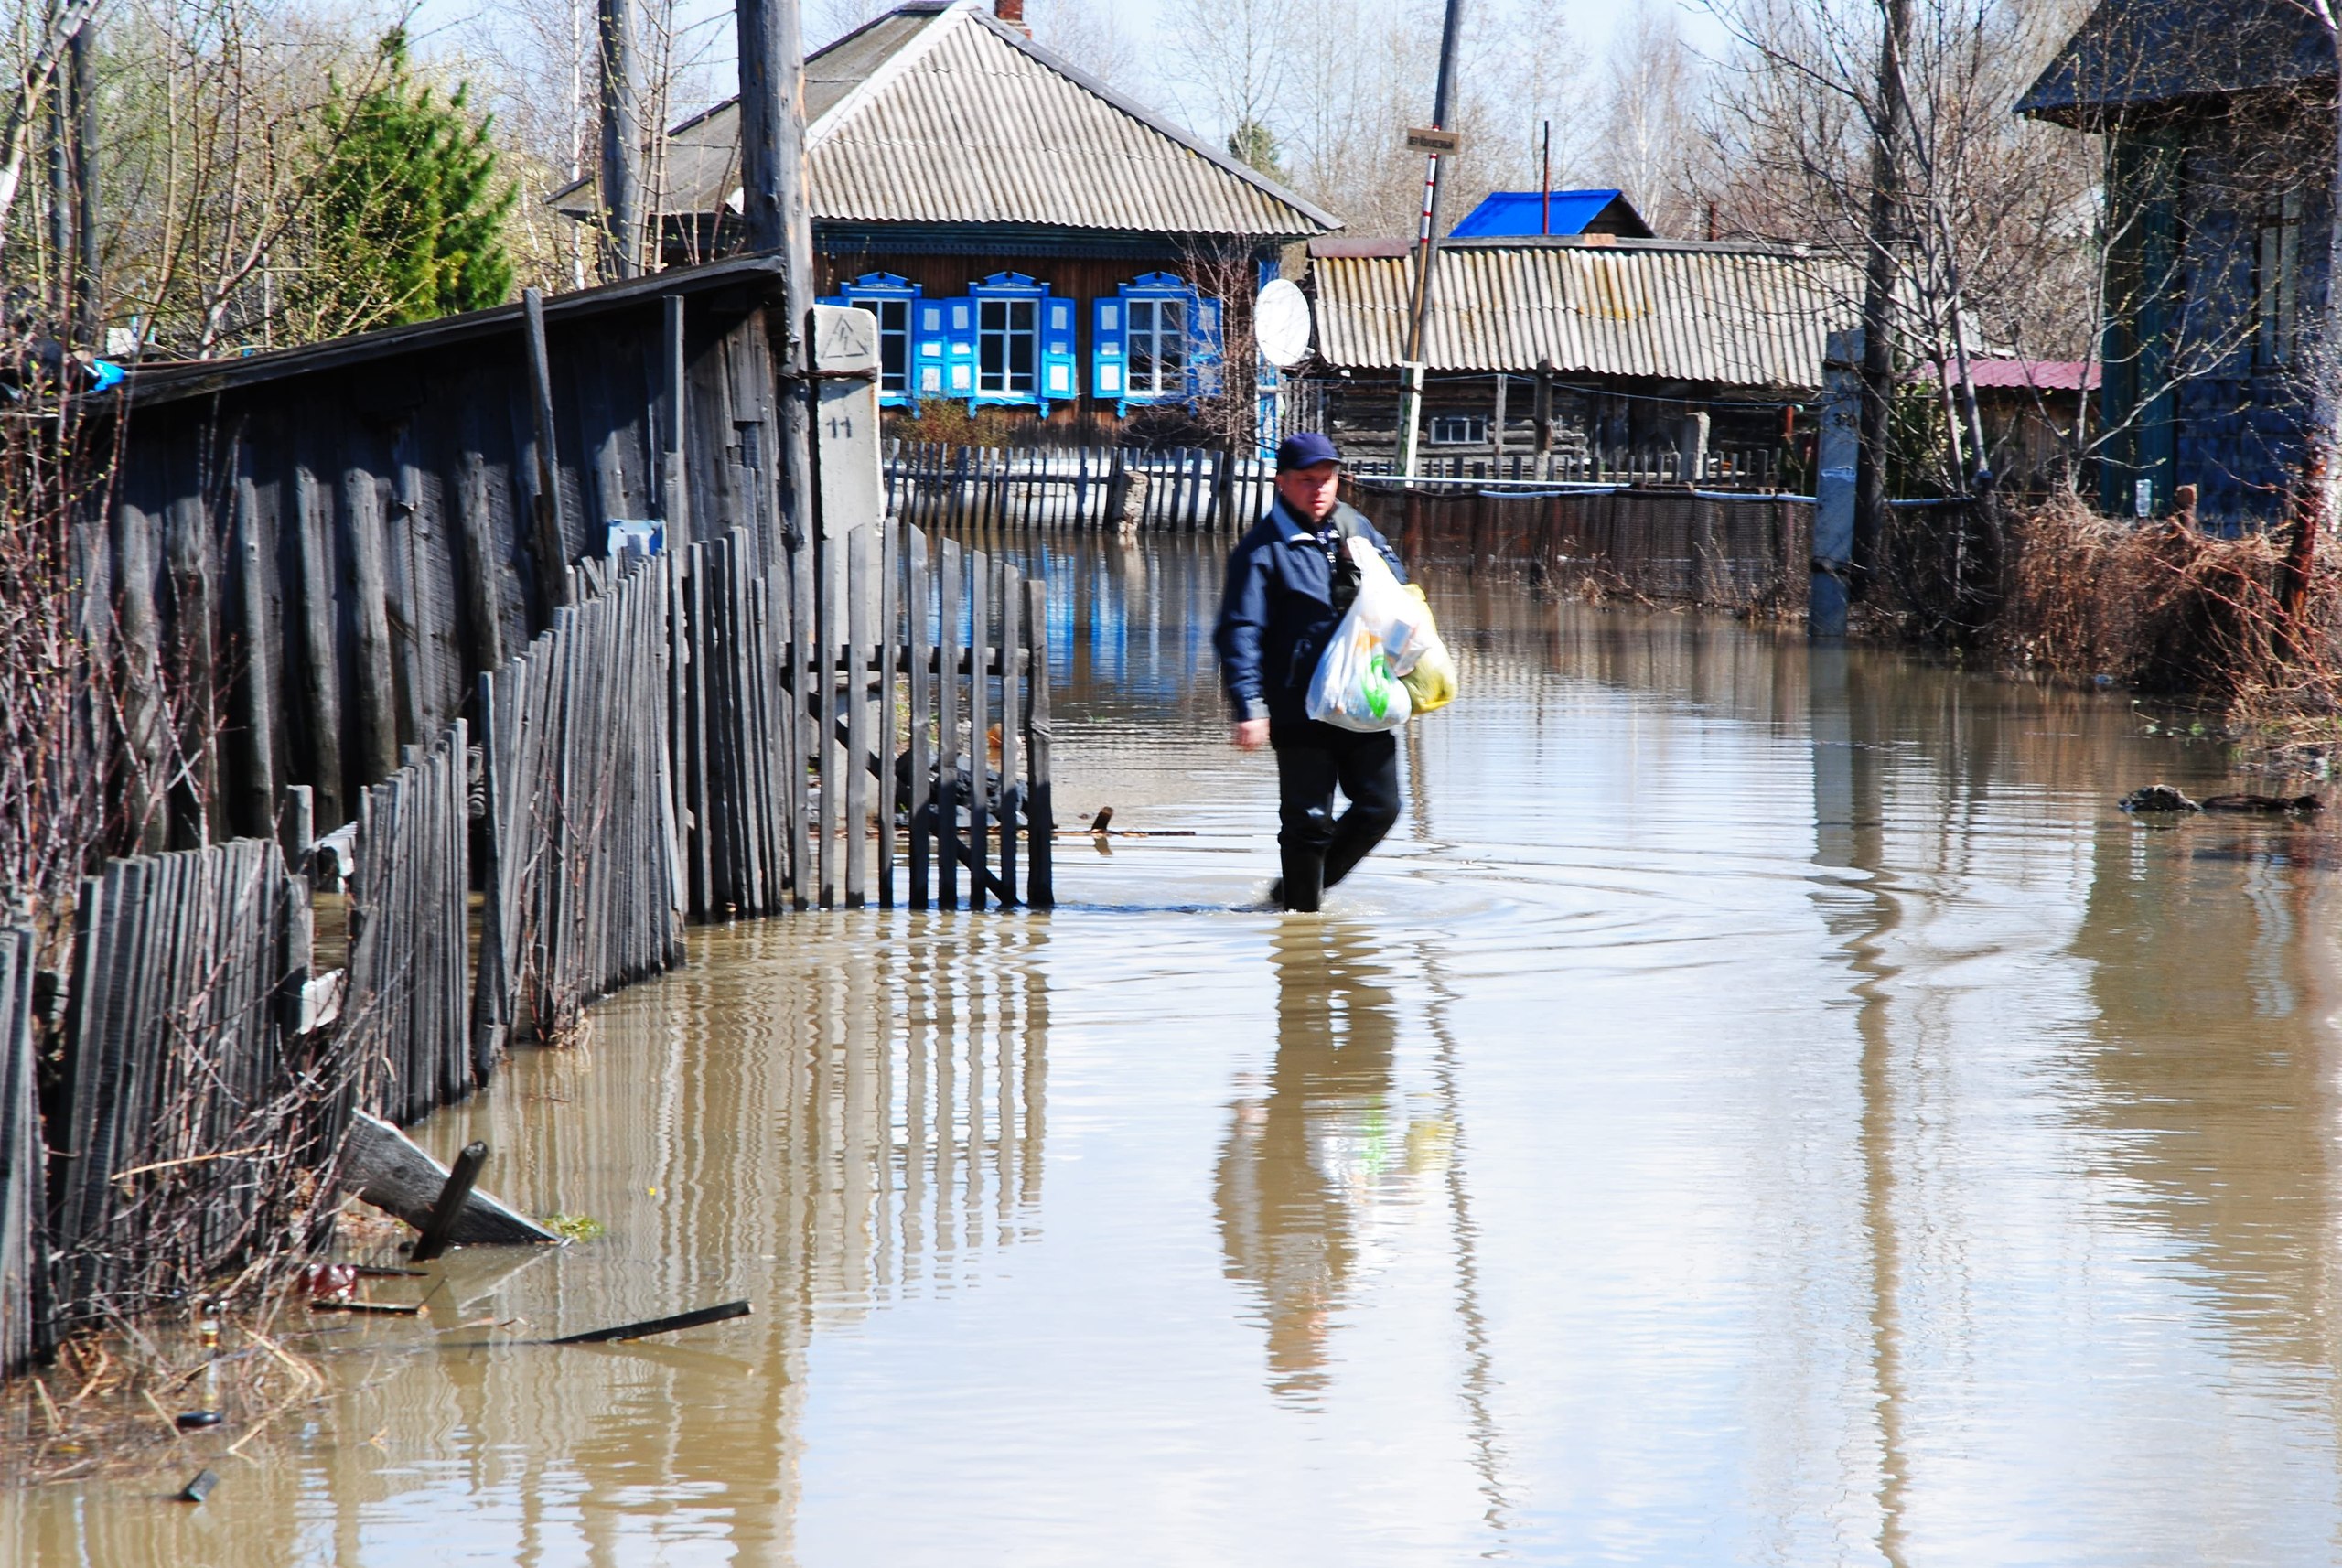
[836,272,921,405]
[966,273,1069,413]
[1097,273,1226,416]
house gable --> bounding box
[553,0,1336,242]
[2017,0,2333,127]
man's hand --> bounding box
[1232,718,1270,751]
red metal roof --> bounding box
[1940,359,2100,392]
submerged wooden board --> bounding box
[339,1113,562,1246]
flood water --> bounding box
[14,535,2342,1565]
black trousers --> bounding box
[1271,720,1401,911]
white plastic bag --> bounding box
[1306,538,1433,732]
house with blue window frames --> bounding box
[552,0,1338,434]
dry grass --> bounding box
[0,1308,338,1487]
[1987,494,2342,763]
[2000,496,2294,695]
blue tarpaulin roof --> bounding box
[1450,189,1652,238]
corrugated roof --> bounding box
[553,0,1334,240]
[1309,241,1857,391]
[2017,0,2329,125]
[1933,359,2100,392]
[1449,190,1652,239]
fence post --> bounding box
[908,525,932,910]
[998,560,1021,905]
[966,550,991,908]
[1022,576,1053,909]
[877,516,898,910]
[937,537,962,911]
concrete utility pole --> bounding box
[1813,329,1864,638]
[1398,0,1466,478]
[596,0,642,278]
[736,0,816,553]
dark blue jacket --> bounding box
[1214,499,1407,725]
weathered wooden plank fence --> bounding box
[805,521,1056,912]
[348,724,474,1127]
[2,512,1058,1373]
[884,440,1273,533]
[45,840,335,1346]
[1,928,44,1372]
[8,265,1070,1374]
[1350,480,1812,614]
[474,551,689,1056]
[112,256,795,847]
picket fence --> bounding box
[884,440,1272,533]
[1,523,1055,1374]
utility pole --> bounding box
[596,0,642,278]
[1397,0,1467,479]
[1854,0,1912,592]
[736,0,816,554]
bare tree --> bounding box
[1586,1,1713,235]
[453,0,723,285]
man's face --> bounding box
[1275,461,1340,521]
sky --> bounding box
[404,0,1733,140]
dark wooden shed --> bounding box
[113,253,795,841]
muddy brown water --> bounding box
[11,536,2342,1565]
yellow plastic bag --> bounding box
[1399,585,1457,714]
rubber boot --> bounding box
[1278,845,1325,913]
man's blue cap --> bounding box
[1275,431,1341,471]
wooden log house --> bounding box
[551,0,1338,437]
[1295,235,1859,484]
[2019,0,2335,529]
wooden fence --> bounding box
[1348,446,1785,487]
[2,515,1057,1374]
[348,724,475,1127]
[1353,480,1812,614]
[801,521,1056,912]
[45,840,336,1344]
[1,928,43,1373]
[885,440,1271,533]
[111,256,797,847]
[475,552,690,1055]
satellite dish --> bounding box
[1254,278,1311,369]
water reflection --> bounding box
[1215,921,1405,1404]
[6,916,1051,1567]
[22,531,2342,1564]
[1808,643,1909,1568]
[2075,779,2342,1359]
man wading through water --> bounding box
[1214,432,1408,912]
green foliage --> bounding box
[300,30,514,337]
[1227,119,1288,183]
[540,1213,607,1242]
